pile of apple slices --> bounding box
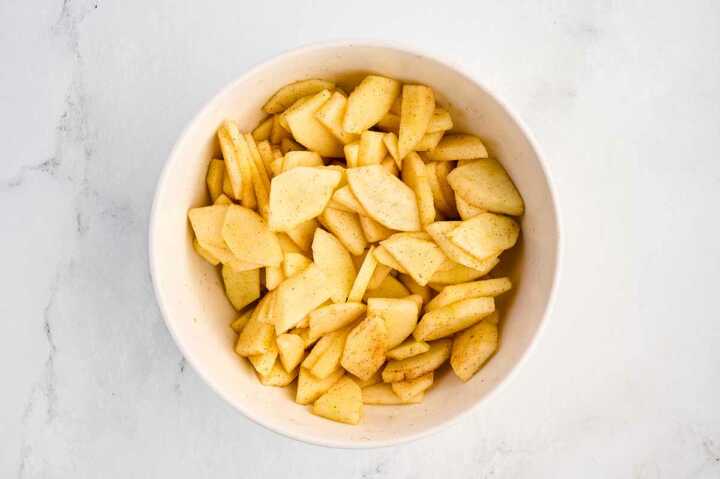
[187,75,524,425]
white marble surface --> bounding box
[2,0,719,477]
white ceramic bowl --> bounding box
[149,41,561,448]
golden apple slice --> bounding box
[311,228,356,303]
[269,167,342,231]
[401,152,436,227]
[398,85,435,158]
[426,134,489,160]
[447,158,524,215]
[451,321,498,381]
[285,90,344,157]
[274,263,332,334]
[447,213,520,260]
[426,277,511,312]
[343,75,401,134]
[314,91,358,144]
[380,233,447,286]
[222,205,283,266]
[312,377,362,425]
[263,78,335,114]
[381,339,451,382]
[414,297,495,341]
[347,165,420,231]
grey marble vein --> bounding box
[0,157,61,191]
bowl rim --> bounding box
[148,39,564,449]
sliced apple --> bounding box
[343,75,401,134]
[217,121,247,203]
[380,233,447,286]
[311,228,356,303]
[296,367,344,405]
[358,130,387,166]
[314,91,358,144]
[275,333,305,372]
[252,117,273,142]
[381,339,451,382]
[332,186,368,216]
[386,338,431,360]
[426,221,499,271]
[347,246,378,302]
[282,151,323,172]
[347,165,420,231]
[235,301,275,356]
[364,275,410,300]
[358,215,394,243]
[426,134,489,161]
[263,78,335,114]
[362,383,423,405]
[398,85,435,158]
[414,297,495,341]
[447,213,520,260]
[397,274,433,305]
[426,277,512,312]
[269,166,342,231]
[188,204,229,249]
[283,252,312,278]
[383,132,401,168]
[308,302,366,340]
[222,205,283,266]
[312,377,362,425]
[257,362,298,387]
[391,372,433,402]
[285,90,344,157]
[451,321,498,382]
[367,297,419,349]
[401,152,436,227]
[270,114,290,144]
[341,316,388,381]
[318,207,367,256]
[413,131,444,151]
[222,264,261,311]
[447,158,524,215]
[372,244,408,274]
[429,258,499,284]
[206,158,225,202]
[426,108,453,133]
[455,193,486,219]
[274,263,332,334]
[367,263,391,290]
[343,141,359,168]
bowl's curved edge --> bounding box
[148,39,564,449]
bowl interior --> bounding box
[150,44,559,447]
